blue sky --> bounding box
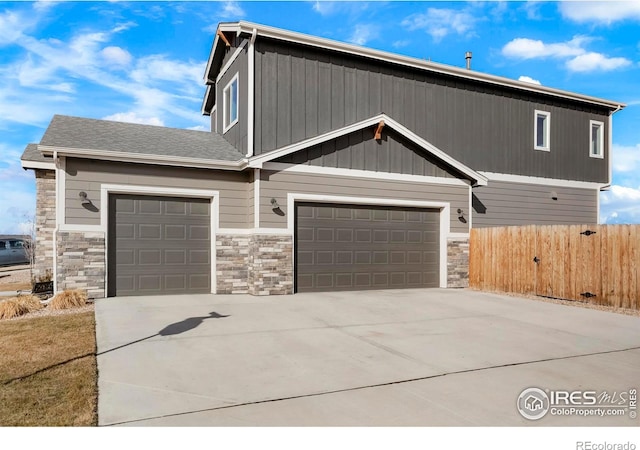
[1,1,639,234]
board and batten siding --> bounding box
[275,128,457,178]
[64,159,250,228]
[254,38,610,183]
[259,170,470,234]
[471,180,598,227]
[216,45,248,155]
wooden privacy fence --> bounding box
[470,225,639,310]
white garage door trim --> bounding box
[101,184,219,294]
[287,193,451,288]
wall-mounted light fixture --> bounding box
[550,191,558,201]
[270,198,280,210]
[457,208,467,223]
[79,191,91,205]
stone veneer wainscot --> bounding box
[447,238,469,288]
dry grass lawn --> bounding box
[0,311,97,426]
[0,281,32,291]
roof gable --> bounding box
[249,113,488,186]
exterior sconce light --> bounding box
[79,191,91,205]
[270,198,280,210]
[457,208,467,223]
[550,191,558,201]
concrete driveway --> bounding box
[95,289,640,426]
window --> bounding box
[590,120,604,158]
[223,74,239,132]
[534,110,550,151]
[10,240,24,249]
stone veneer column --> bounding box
[248,235,293,295]
[216,234,250,294]
[33,170,56,281]
[447,237,469,288]
[56,231,105,299]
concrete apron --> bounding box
[94,289,640,426]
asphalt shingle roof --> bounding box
[38,115,244,162]
[21,143,54,164]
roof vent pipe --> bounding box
[465,51,472,70]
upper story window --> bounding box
[534,110,550,151]
[590,120,604,159]
[223,73,239,133]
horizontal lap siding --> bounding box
[254,38,610,183]
[260,170,469,233]
[64,159,250,228]
[472,180,598,227]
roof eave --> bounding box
[232,21,624,111]
[38,145,247,171]
[21,160,56,170]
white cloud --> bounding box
[560,1,640,25]
[187,125,208,131]
[101,46,132,66]
[392,40,410,49]
[312,1,339,16]
[219,1,245,19]
[522,1,543,20]
[518,75,541,85]
[402,8,477,42]
[503,35,631,73]
[600,185,640,224]
[112,22,137,33]
[502,36,588,59]
[102,112,164,127]
[612,143,640,174]
[566,52,631,72]
[348,24,378,46]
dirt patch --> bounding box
[0,267,32,292]
[470,288,640,317]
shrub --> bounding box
[0,295,43,320]
[48,290,88,310]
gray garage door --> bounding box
[107,194,211,297]
[295,203,440,292]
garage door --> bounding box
[107,194,211,297]
[295,203,439,292]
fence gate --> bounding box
[470,225,639,310]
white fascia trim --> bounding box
[216,39,248,84]
[253,168,260,228]
[250,113,487,186]
[479,172,605,190]
[21,160,55,170]
[100,184,220,294]
[201,84,213,115]
[217,228,292,236]
[246,28,257,157]
[263,162,469,187]
[39,145,246,171]
[232,21,624,111]
[286,193,450,288]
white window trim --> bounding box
[223,73,239,133]
[589,120,605,159]
[534,110,550,152]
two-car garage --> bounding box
[106,195,441,296]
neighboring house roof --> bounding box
[204,21,625,114]
[249,113,488,187]
[33,115,245,170]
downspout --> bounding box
[598,104,623,223]
[52,150,59,294]
[246,28,257,158]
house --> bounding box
[21,21,625,299]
